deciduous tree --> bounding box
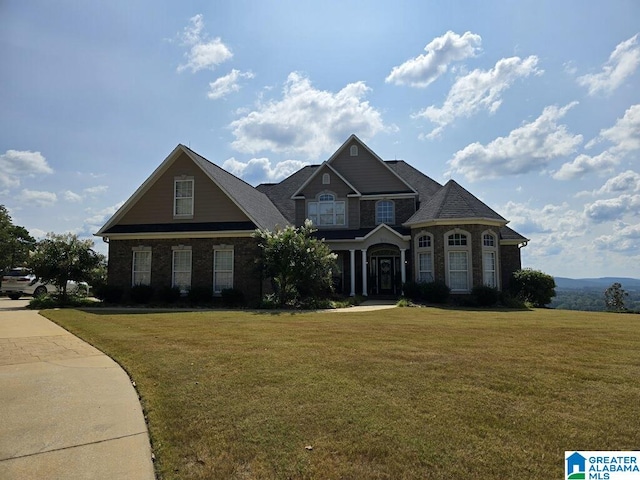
[604,282,628,312]
[0,205,36,272]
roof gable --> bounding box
[97,145,288,236]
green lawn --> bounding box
[42,307,640,480]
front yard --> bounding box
[42,307,640,480]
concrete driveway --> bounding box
[0,297,155,480]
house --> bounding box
[96,135,528,303]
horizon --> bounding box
[1,1,639,278]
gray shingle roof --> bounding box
[499,225,529,243]
[405,179,506,225]
[384,160,442,202]
[256,165,318,223]
[183,146,289,231]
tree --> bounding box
[253,220,337,307]
[510,268,556,307]
[29,233,104,300]
[604,282,628,312]
[0,205,36,272]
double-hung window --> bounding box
[445,231,471,292]
[308,193,345,226]
[213,248,234,293]
[483,232,498,288]
[174,178,194,217]
[376,200,395,225]
[415,234,433,282]
[172,247,192,293]
[132,248,151,286]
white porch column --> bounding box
[361,249,368,296]
[400,248,407,285]
[349,249,356,297]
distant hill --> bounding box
[554,277,640,290]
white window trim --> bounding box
[444,229,472,293]
[131,246,152,286]
[375,200,395,225]
[171,245,192,293]
[174,177,194,218]
[213,245,234,294]
[482,230,500,289]
[307,192,346,226]
[414,232,433,283]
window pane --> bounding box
[418,252,433,282]
[483,234,495,247]
[214,250,233,292]
[175,180,193,215]
[483,252,496,287]
[418,235,431,248]
[133,251,151,286]
[449,251,468,290]
[172,250,191,290]
[448,233,467,246]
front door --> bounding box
[377,257,395,295]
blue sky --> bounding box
[1,0,639,278]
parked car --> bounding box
[1,268,90,300]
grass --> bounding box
[41,307,640,480]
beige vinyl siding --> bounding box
[118,153,250,225]
[299,165,354,198]
[330,142,409,193]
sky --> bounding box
[1,0,639,278]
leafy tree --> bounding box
[0,205,36,272]
[510,268,556,307]
[29,233,104,300]
[604,282,628,312]
[253,220,337,307]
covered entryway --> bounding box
[369,247,401,295]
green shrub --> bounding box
[221,288,244,307]
[402,281,422,301]
[130,284,155,304]
[472,285,500,307]
[188,286,213,305]
[95,284,124,304]
[510,268,556,307]
[422,281,450,304]
[158,286,181,304]
[28,293,95,309]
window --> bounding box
[172,248,191,292]
[308,193,345,226]
[322,173,330,185]
[482,232,498,288]
[449,251,469,290]
[174,178,194,217]
[350,145,358,156]
[213,249,234,293]
[132,248,151,286]
[376,200,395,224]
[415,233,433,282]
[445,230,471,292]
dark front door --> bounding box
[377,257,395,294]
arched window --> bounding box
[307,192,345,226]
[482,231,498,288]
[445,230,472,292]
[415,233,433,282]
[350,145,358,156]
[376,200,395,224]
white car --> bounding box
[1,268,90,300]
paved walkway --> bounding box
[0,298,155,480]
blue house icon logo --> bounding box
[566,452,586,479]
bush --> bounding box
[130,284,155,304]
[511,268,556,307]
[422,281,450,304]
[95,284,124,304]
[221,288,244,307]
[402,281,422,301]
[28,293,95,309]
[158,286,182,304]
[472,285,499,307]
[188,286,213,305]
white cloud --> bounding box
[21,189,57,207]
[84,185,109,196]
[207,69,255,100]
[594,222,640,253]
[230,72,389,159]
[577,34,640,95]
[177,14,232,73]
[85,202,124,233]
[63,190,83,202]
[554,104,640,180]
[0,150,53,188]
[385,31,481,87]
[584,194,640,223]
[222,157,309,185]
[448,102,582,181]
[597,170,640,194]
[416,55,542,138]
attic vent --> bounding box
[350,145,358,156]
[322,173,330,184]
